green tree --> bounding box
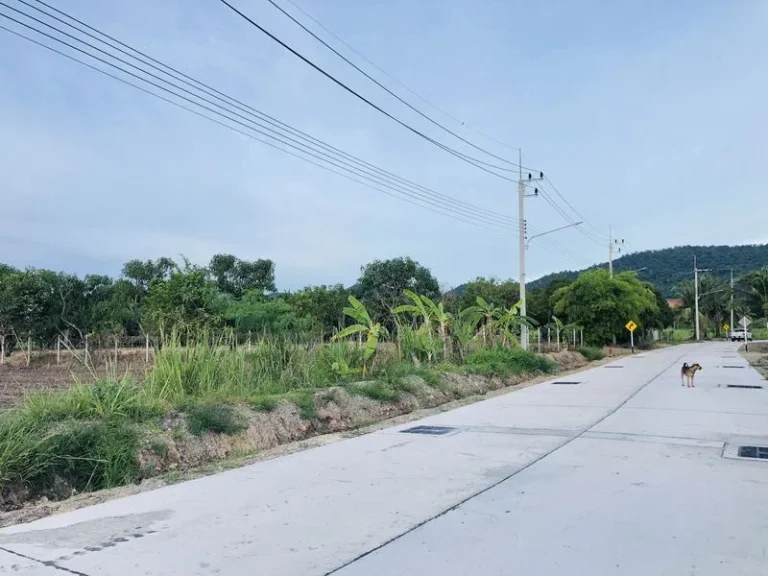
[287,284,350,338]
[452,277,519,314]
[224,291,309,336]
[553,270,658,345]
[122,258,175,291]
[740,267,768,324]
[209,254,276,297]
[525,277,573,326]
[142,259,221,334]
[353,257,440,325]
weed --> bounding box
[465,346,556,378]
[347,381,402,403]
[286,390,317,420]
[577,346,605,361]
[187,404,247,436]
[251,395,280,412]
[150,440,168,458]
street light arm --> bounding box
[526,222,582,249]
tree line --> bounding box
[2,253,765,358]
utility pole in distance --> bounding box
[608,226,625,278]
[730,268,735,335]
[693,256,712,342]
[518,149,543,351]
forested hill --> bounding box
[528,244,768,296]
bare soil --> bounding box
[0,349,628,527]
[0,349,149,407]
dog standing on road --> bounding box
[681,362,702,387]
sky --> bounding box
[1,0,766,291]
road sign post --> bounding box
[625,320,638,353]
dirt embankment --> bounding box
[741,342,768,378]
[0,350,612,526]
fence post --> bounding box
[248,330,252,352]
[537,327,541,353]
[572,329,576,347]
[557,327,560,351]
[0,335,4,365]
[56,335,61,364]
[85,334,89,365]
[114,336,119,364]
[580,329,584,347]
[547,327,551,348]
[145,333,150,364]
[27,337,31,367]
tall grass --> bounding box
[0,330,563,505]
[464,346,556,378]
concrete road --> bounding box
[2,342,767,575]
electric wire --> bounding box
[263,0,522,170]
[1,1,600,267]
[0,6,520,231]
[216,0,530,180]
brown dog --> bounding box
[681,362,702,387]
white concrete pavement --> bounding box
[2,342,767,575]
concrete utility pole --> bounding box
[693,256,712,342]
[608,226,625,278]
[518,149,543,351]
[694,256,700,341]
[730,268,735,334]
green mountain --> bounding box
[528,244,768,296]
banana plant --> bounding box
[496,301,537,347]
[393,289,435,356]
[462,297,499,346]
[453,310,480,363]
[332,295,383,377]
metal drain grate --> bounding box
[727,384,763,389]
[738,446,768,460]
[722,365,745,369]
[551,381,581,385]
[604,366,624,369]
[400,425,457,436]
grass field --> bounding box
[1,338,584,509]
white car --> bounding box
[730,328,753,342]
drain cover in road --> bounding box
[738,446,768,460]
[551,381,581,385]
[722,365,745,369]
[604,366,624,369]
[401,425,457,436]
[727,384,763,389]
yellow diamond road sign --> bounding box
[625,320,637,332]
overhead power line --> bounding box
[10,0,520,229]
[216,0,532,180]
[0,0,597,267]
[263,0,520,170]
[0,3,514,230]
[280,0,522,154]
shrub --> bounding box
[465,346,556,378]
[577,346,605,361]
